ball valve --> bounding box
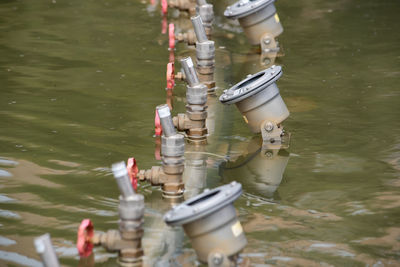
[164,182,247,267]
[34,234,60,267]
[77,162,145,266]
[191,15,216,93]
[219,65,290,148]
[224,0,283,52]
[139,104,186,199]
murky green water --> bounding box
[1,0,399,266]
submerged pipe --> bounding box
[112,162,135,199]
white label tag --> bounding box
[231,221,243,237]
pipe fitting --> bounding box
[164,182,247,265]
[172,57,208,143]
[191,15,216,93]
[142,105,186,198]
[225,0,283,46]
[196,1,214,37]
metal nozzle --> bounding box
[181,57,200,87]
[112,162,135,198]
[191,15,208,43]
[156,104,177,137]
[34,234,60,267]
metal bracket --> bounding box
[260,121,290,150]
[260,33,279,67]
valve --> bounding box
[77,219,94,257]
[166,62,175,89]
[169,23,175,50]
[162,0,168,15]
[127,157,139,191]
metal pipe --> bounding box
[191,15,208,43]
[112,162,135,198]
[34,234,60,267]
[181,57,200,87]
[157,104,177,137]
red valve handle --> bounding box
[162,0,168,15]
[127,157,138,191]
[155,108,162,136]
[168,23,175,50]
[77,219,94,257]
[161,16,167,34]
[167,62,175,90]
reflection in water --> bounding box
[219,137,289,199]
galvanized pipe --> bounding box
[181,57,200,87]
[191,15,208,43]
[157,104,177,137]
[112,162,135,199]
[34,234,60,267]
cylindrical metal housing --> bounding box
[219,66,289,133]
[225,0,283,45]
[157,104,177,137]
[34,234,60,267]
[191,15,208,43]
[164,182,246,263]
[112,162,135,199]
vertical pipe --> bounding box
[180,57,200,87]
[191,15,208,43]
[156,104,177,137]
[34,234,60,267]
[112,162,135,198]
